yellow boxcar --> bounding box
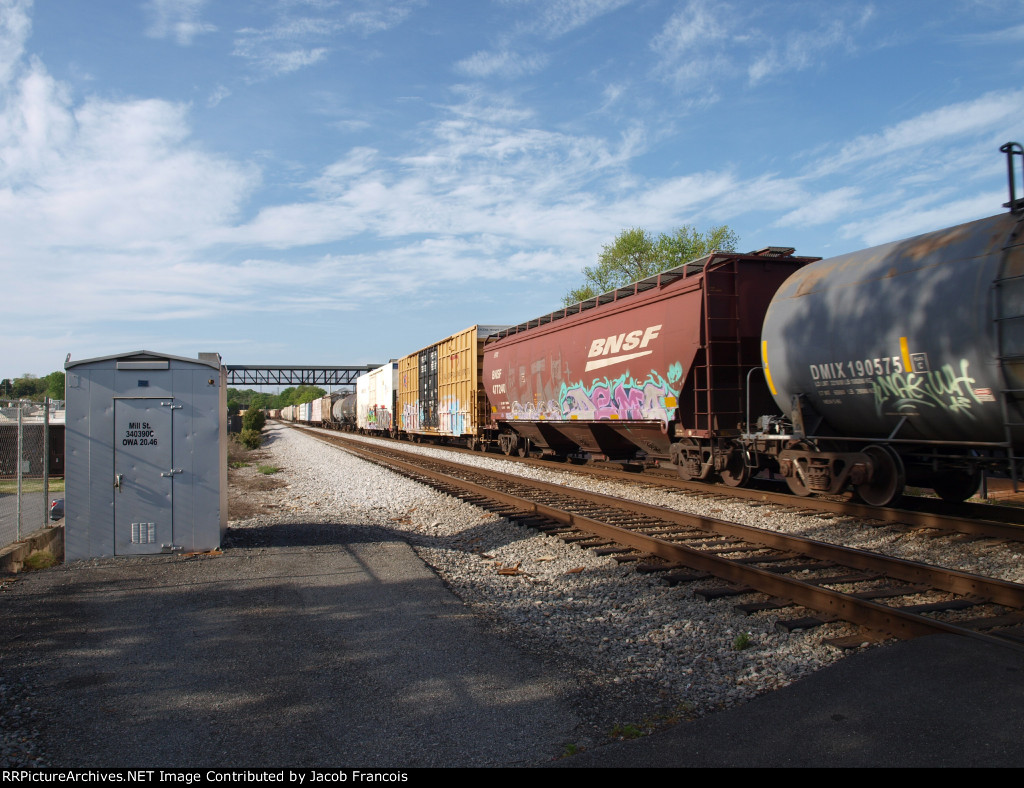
[398,325,508,446]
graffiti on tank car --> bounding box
[585,325,662,372]
[872,358,984,419]
[558,369,678,423]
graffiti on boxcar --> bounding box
[401,402,420,432]
[872,358,984,419]
[559,369,679,422]
[439,398,466,435]
[366,406,393,431]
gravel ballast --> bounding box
[248,426,858,726]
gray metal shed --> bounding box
[64,350,227,560]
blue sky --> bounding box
[3,0,1023,380]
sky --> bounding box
[2,0,1023,380]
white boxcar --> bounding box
[357,362,398,432]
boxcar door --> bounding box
[113,398,174,554]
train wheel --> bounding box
[930,469,981,502]
[856,445,906,507]
[720,441,751,488]
[783,440,815,497]
[674,438,701,481]
[517,438,531,458]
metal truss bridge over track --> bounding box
[225,365,383,387]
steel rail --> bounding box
[360,428,1024,541]
[287,421,1024,540]
[302,428,1024,650]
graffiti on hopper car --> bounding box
[510,399,562,420]
[558,369,678,422]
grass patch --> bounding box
[610,723,643,740]
[257,465,280,475]
[733,631,753,650]
[229,461,251,469]
[561,743,584,758]
[23,551,58,571]
[0,478,65,494]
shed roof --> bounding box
[65,350,222,370]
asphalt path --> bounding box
[0,521,585,767]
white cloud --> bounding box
[649,0,737,94]
[455,49,548,79]
[206,84,231,107]
[838,190,1004,247]
[0,0,31,87]
[954,21,1024,43]
[233,23,333,76]
[810,88,1024,177]
[144,0,216,46]
[651,2,877,93]
[0,43,258,338]
[532,0,633,38]
[748,5,874,84]
[651,0,730,53]
[343,2,420,36]
[231,1,421,76]
[774,187,862,228]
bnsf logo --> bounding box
[588,325,662,358]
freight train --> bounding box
[289,143,1024,507]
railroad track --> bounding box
[294,426,1024,652]
[301,423,1024,543]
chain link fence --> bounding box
[0,399,64,549]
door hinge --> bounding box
[161,401,183,409]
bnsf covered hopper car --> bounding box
[483,248,818,467]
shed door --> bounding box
[114,399,174,555]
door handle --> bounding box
[114,473,124,492]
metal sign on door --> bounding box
[114,399,175,554]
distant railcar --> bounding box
[357,363,399,434]
[397,325,508,448]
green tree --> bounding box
[563,224,739,305]
[250,392,274,410]
[12,374,43,399]
[44,371,65,401]
[242,408,266,433]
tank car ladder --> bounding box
[995,142,1024,490]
